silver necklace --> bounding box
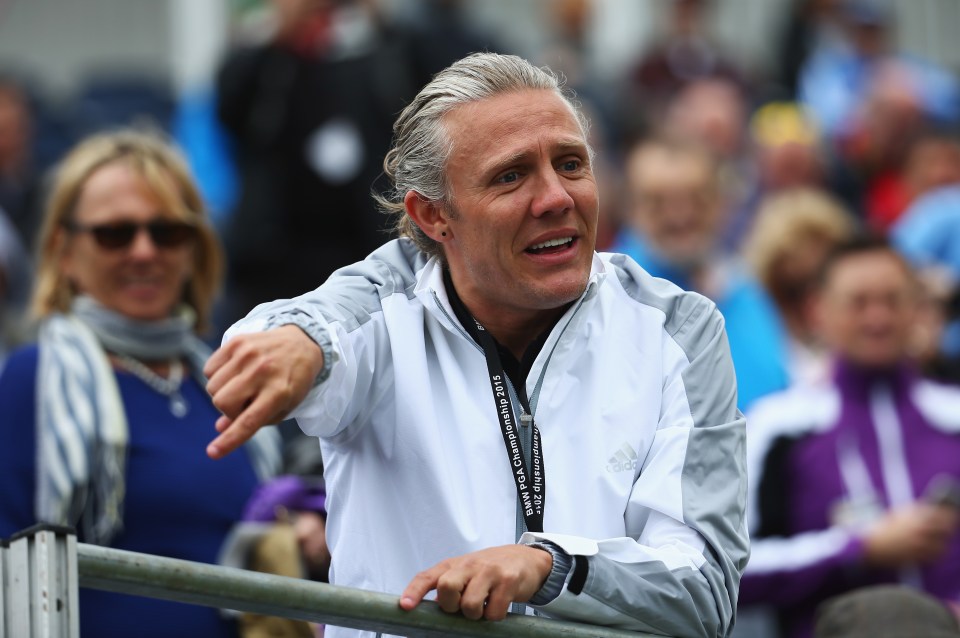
[114,354,189,418]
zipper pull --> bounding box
[520,413,533,428]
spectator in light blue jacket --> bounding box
[892,184,960,361]
[613,136,790,410]
[892,185,960,281]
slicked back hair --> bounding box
[374,52,591,259]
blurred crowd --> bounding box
[2,0,960,636]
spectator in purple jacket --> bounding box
[741,236,960,638]
[221,475,329,637]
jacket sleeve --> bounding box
[740,529,865,606]
[738,395,870,607]
[222,241,423,440]
[523,297,749,638]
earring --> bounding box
[441,231,447,237]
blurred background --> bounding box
[1,0,959,379]
[4,4,960,637]
[3,0,960,100]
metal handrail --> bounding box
[77,542,651,637]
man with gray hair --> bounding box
[204,52,748,637]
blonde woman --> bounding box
[744,187,857,383]
[0,129,279,638]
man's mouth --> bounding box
[526,236,575,255]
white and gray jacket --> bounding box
[227,239,749,638]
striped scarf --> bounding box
[36,296,281,544]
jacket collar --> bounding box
[831,357,917,402]
[413,253,608,340]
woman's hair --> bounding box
[373,52,591,259]
[744,188,857,309]
[31,128,223,332]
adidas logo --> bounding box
[606,442,639,473]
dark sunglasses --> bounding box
[65,220,196,250]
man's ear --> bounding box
[404,190,452,242]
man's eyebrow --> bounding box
[554,139,589,155]
[477,149,531,179]
[481,139,589,176]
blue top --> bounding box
[892,186,960,279]
[799,45,960,138]
[0,345,259,638]
[611,231,790,410]
[892,185,960,356]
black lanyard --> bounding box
[473,319,545,533]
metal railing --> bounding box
[1,526,653,637]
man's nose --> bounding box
[531,168,575,217]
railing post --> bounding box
[77,543,651,637]
[2,526,79,638]
[2,528,664,637]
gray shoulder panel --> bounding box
[608,253,736,424]
[581,555,722,637]
[326,237,427,306]
[608,252,748,636]
[251,238,428,335]
[608,253,716,348]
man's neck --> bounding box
[442,269,567,360]
[470,305,567,361]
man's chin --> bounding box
[529,277,589,310]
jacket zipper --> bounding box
[432,287,590,616]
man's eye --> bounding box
[560,160,581,171]
[498,171,520,184]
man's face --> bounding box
[439,89,599,321]
[627,145,721,267]
[816,250,917,369]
